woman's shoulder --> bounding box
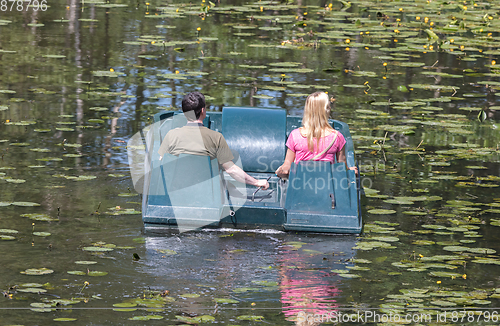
[331,130,346,149]
[324,128,340,137]
[325,130,345,148]
[290,128,304,137]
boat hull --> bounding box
[140,107,362,234]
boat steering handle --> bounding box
[251,176,272,201]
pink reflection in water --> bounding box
[279,249,341,324]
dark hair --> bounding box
[182,92,205,121]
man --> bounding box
[158,92,269,190]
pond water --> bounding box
[2,0,500,324]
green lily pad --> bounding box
[19,283,43,287]
[384,199,414,205]
[88,119,105,123]
[31,302,52,308]
[128,315,164,320]
[117,193,138,197]
[66,175,97,181]
[413,240,436,245]
[30,148,51,153]
[403,211,427,216]
[12,202,40,207]
[236,315,264,321]
[338,273,361,278]
[33,232,51,237]
[53,318,78,322]
[180,293,200,298]
[175,316,196,323]
[82,247,114,252]
[442,246,469,252]
[368,236,399,242]
[428,161,451,166]
[465,165,487,169]
[368,209,396,214]
[75,261,98,265]
[0,229,18,233]
[67,271,86,275]
[422,225,446,230]
[214,298,239,304]
[17,287,47,293]
[5,179,26,183]
[347,265,370,271]
[467,248,496,254]
[429,271,463,278]
[108,174,126,178]
[88,271,108,276]
[20,268,54,275]
[351,259,372,264]
[251,280,278,286]
[378,125,416,134]
[92,71,124,77]
[331,269,350,274]
[30,302,53,312]
[112,308,137,312]
[105,208,141,215]
[431,300,457,306]
[21,214,58,222]
[436,241,460,246]
[113,303,137,308]
[42,54,66,59]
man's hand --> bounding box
[256,179,269,190]
[223,162,269,190]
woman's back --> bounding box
[286,128,346,163]
[276,91,357,177]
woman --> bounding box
[275,91,358,177]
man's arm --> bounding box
[221,162,269,190]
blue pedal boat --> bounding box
[141,107,362,234]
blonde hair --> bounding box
[301,92,334,151]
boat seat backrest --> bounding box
[221,107,287,173]
[160,153,222,208]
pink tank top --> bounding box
[285,128,346,163]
